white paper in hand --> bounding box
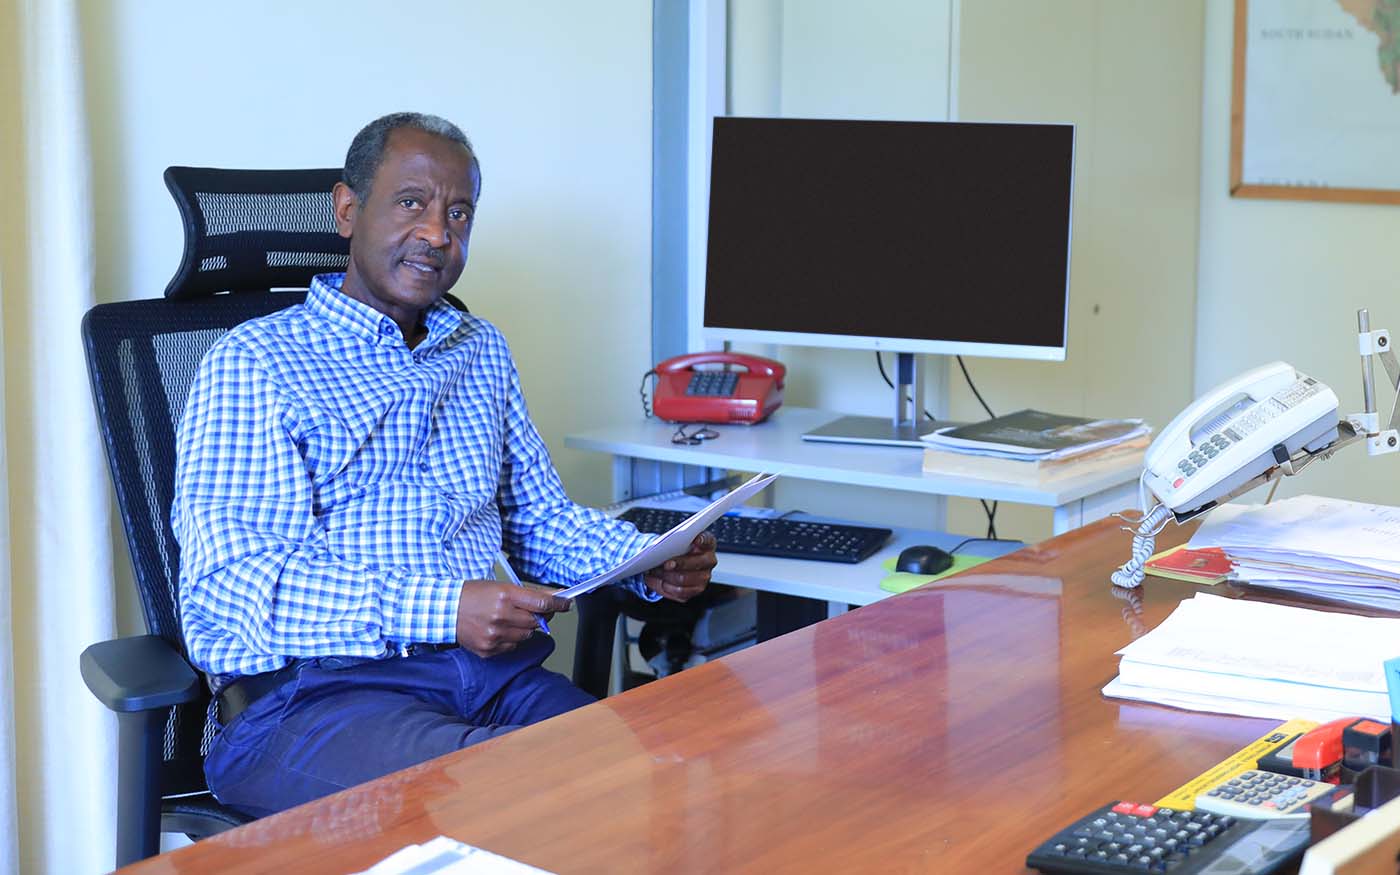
[553,472,780,599]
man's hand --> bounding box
[644,531,717,602]
[455,581,571,657]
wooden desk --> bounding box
[120,518,1282,874]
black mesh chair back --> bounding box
[162,166,349,298]
[81,167,345,865]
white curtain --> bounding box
[0,265,15,874]
[1,0,119,872]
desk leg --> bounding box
[609,456,722,504]
[1052,481,1138,535]
[756,592,829,641]
[610,455,635,503]
[1052,501,1084,535]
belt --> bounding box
[216,642,457,726]
[216,661,304,727]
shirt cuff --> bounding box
[618,530,664,601]
[625,574,663,602]
[381,571,462,644]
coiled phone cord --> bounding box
[639,369,657,418]
[1110,503,1174,589]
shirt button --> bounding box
[380,323,395,336]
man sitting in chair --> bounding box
[172,111,717,817]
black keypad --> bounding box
[1026,800,1308,874]
[685,372,740,397]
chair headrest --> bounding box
[162,166,350,299]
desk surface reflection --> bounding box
[120,518,1286,874]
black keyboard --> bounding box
[1026,800,1309,874]
[617,507,892,563]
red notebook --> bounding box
[1144,545,1232,585]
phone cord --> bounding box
[639,369,657,418]
[1110,504,1173,589]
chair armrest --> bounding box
[80,635,203,713]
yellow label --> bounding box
[1154,718,1320,809]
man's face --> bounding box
[332,127,481,332]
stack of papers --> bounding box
[1188,496,1400,611]
[920,409,1150,461]
[1103,593,1399,722]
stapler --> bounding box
[1257,717,1391,784]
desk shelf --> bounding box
[567,406,1140,534]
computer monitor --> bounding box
[702,117,1075,445]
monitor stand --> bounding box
[801,353,939,448]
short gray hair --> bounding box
[342,112,477,199]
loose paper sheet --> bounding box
[358,835,553,874]
[554,472,779,599]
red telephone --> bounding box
[650,352,785,425]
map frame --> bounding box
[1230,0,1400,205]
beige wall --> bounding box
[80,0,654,514]
[726,0,960,531]
[726,0,1206,541]
[1196,0,1400,507]
[950,0,1206,537]
[76,0,652,688]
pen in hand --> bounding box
[497,551,552,635]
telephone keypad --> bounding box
[1202,378,1321,454]
[685,372,740,397]
[1274,379,1323,408]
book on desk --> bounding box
[921,433,1149,482]
[919,409,1150,483]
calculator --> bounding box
[1025,800,1310,874]
[1194,769,1336,819]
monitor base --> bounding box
[800,415,936,449]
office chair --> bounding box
[572,582,752,697]
[79,166,346,866]
[79,164,617,863]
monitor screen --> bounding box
[702,117,1074,360]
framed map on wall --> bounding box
[1231,0,1400,204]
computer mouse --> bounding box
[895,544,954,575]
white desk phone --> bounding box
[1141,361,1341,517]
[1112,308,1400,589]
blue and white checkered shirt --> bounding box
[173,274,656,678]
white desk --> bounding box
[567,406,1140,535]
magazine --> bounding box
[921,409,1150,460]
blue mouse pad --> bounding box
[879,554,993,594]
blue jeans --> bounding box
[203,633,592,817]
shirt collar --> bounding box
[306,273,469,349]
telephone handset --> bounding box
[648,352,785,425]
[1142,361,1341,517]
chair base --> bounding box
[163,794,252,841]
